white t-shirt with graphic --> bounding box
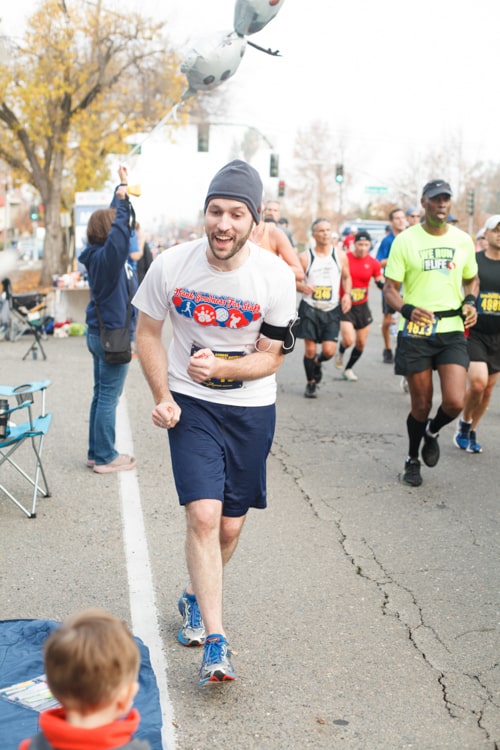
[132,239,297,406]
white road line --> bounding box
[117,395,176,750]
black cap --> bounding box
[422,179,452,199]
[355,230,371,242]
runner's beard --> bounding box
[207,226,252,262]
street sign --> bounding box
[365,186,388,195]
[75,191,109,206]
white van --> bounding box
[340,220,388,255]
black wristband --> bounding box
[376,279,384,290]
[463,294,476,307]
[401,303,416,320]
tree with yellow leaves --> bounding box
[0,0,186,284]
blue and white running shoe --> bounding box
[199,633,237,686]
[178,590,205,647]
[453,419,471,450]
[466,430,482,453]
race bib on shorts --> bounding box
[191,344,244,389]
[401,319,438,338]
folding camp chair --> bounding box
[1,278,48,360]
[0,381,52,518]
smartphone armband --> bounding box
[260,316,300,354]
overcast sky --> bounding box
[1,0,498,228]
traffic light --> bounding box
[269,153,279,178]
[335,163,344,184]
[30,205,39,221]
[466,188,475,215]
[278,180,285,197]
[197,123,210,152]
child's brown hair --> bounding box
[44,609,140,712]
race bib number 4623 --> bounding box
[402,319,437,338]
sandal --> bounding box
[93,454,137,474]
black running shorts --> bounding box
[467,329,500,374]
[381,294,396,315]
[394,331,469,376]
[296,299,340,343]
[340,302,373,330]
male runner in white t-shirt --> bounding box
[133,160,297,686]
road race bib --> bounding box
[190,344,244,389]
[312,286,333,302]
[478,292,500,315]
[351,287,366,303]
[401,319,438,338]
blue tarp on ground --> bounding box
[0,619,163,750]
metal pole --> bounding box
[32,220,38,263]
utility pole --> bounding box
[335,163,344,216]
[466,188,475,236]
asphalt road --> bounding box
[1,301,498,750]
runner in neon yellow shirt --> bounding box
[384,179,479,487]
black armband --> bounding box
[462,294,477,308]
[400,303,416,321]
[376,279,385,290]
[260,317,300,354]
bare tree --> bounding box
[283,120,343,244]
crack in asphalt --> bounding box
[270,436,498,746]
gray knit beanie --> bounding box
[204,160,263,224]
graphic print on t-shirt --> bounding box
[172,287,262,329]
[419,246,457,272]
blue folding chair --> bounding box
[0,381,52,518]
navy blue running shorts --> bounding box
[394,331,469,376]
[167,392,276,517]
